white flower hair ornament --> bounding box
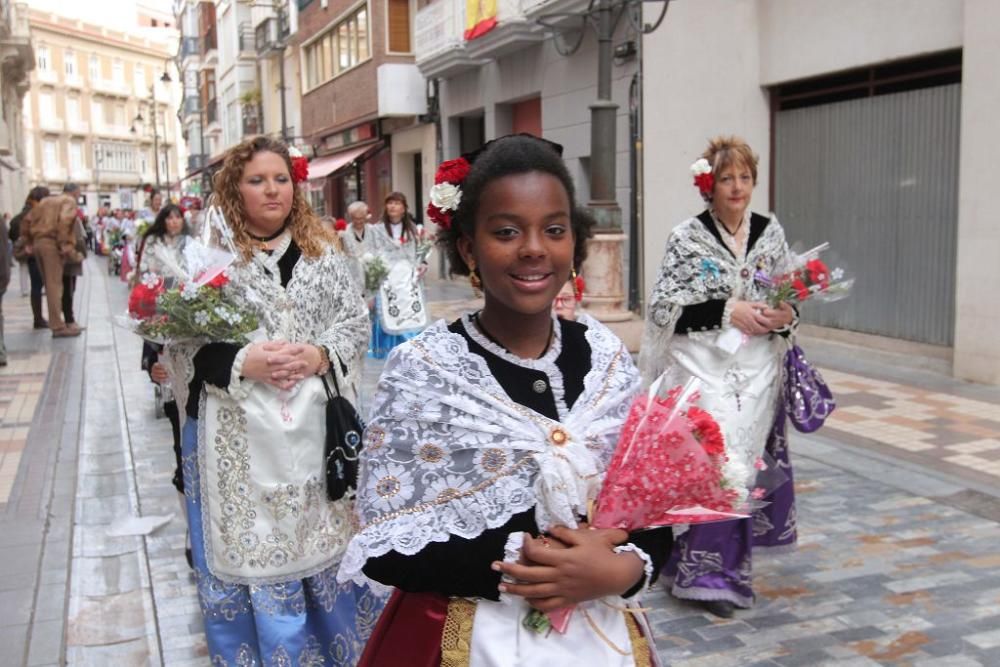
[691,157,715,201]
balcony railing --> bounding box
[201,26,217,55]
[43,166,67,181]
[238,22,255,54]
[36,68,58,85]
[99,78,131,97]
[39,117,64,132]
[66,119,90,134]
[69,167,92,182]
[180,36,200,58]
[64,73,83,89]
[205,97,218,124]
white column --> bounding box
[953,0,1000,384]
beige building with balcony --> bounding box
[0,1,33,216]
[23,9,185,214]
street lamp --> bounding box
[130,62,174,196]
[537,0,672,318]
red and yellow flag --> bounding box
[465,0,497,40]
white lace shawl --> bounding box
[224,235,369,395]
[338,314,640,583]
[137,234,189,281]
[638,212,792,382]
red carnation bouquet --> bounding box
[592,374,781,530]
[755,242,853,307]
[538,372,784,634]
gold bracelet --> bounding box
[315,345,331,376]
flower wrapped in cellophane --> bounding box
[536,371,786,635]
[592,372,784,531]
[754,242,853,308]
[360,253,389,293]
[118,229,259,345]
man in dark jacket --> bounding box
[9,187,50,328]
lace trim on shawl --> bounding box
[460,312,570,420]
[338,315,638,584]
[639,213,790,384]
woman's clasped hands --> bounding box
[729,300,795,337]
[240,341,325,391]
[492,524,645,612]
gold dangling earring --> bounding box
[468,262,483,298]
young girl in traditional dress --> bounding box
[368,192,429,358]
[341,135,671,666]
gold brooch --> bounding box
[549,427,569,446]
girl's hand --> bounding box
[730,301,771,336]
[493,525,644,612]
[416,263,428,279]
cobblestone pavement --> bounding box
[2,260,999,665]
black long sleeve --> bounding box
[363,509,672,601]
[185,342,241,418]
[674,299,727,334]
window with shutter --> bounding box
[387,0,411,53]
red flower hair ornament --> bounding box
[427,157,471,230]
[289,146,309,184]
[691,157,714,200]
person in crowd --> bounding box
[61,211,88,328]
[639,135,798,618]
[138,190,164,227]
[346,135,670,665]
[185,198,205,238]
[9,187,50,328]
[368,192,428,358]
[0,212,10,365]
[21,183,82,337]
[339,200,375,294]
[165,136,383,665]
[137,203,192,564]
[553,274,583,321]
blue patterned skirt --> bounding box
[367,298,419,360]
[181,419,385,666]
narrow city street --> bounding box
[1,255,999,666]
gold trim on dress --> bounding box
[625,612,653,667]
[441,597,476,667]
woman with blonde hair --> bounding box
[167,136,383,664]
[640,135,798,618]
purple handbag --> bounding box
[783,343,835,433]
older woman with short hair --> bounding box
[640,135,799,618]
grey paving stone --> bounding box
[70,554,143,597]
[26,618,64,666]
[32,583,68,622]
[0,622,28,665]
[0,585,36,628]
[0,543,43,575]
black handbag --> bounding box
[320,370,364,501]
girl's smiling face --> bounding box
[459,171,575,317]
